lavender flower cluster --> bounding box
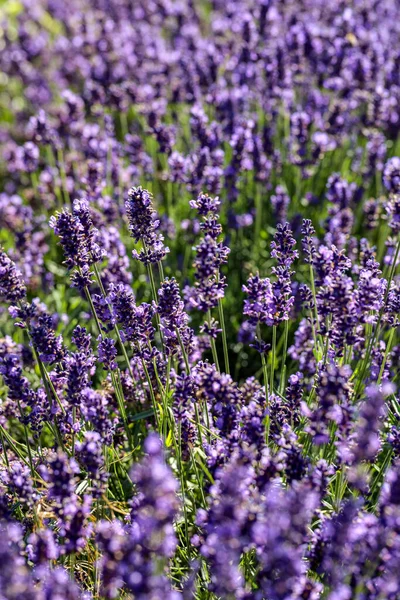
[1,0,400,598]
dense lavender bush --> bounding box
[1,0,400,598]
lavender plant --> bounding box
[1,1,400,598]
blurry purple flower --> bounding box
[383,157,400,193]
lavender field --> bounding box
[1,0,400,598]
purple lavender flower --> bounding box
[193,235,230,280]
[271,186,289,224]
[20,141,39,173]
[64,349,95,407]
[184,275,227,313]
[199,451,255,599]
[326,174,358,209]
[363,198,381,230]
[92,294,114,332]
[200,317,221,340]
[60,494,93,554]
[270,222,299,267]
[357,269,386,323]
[96,520,126,599]
[301,219,317,264]
[4,4,400,596]
[29,312,65,364]
[108,283,155,347]
[157,277,193,356]
[39,451,79,513]
[97,336,118,371]
[72,198,105,263]
[385,193,400,232]
[1,460,38,507]
[27,529,59,567]
[96,434,181,599]
[0,352,47,432]
[269,372,303,439]
[252,481,318,599]
[304,364,353,446]
[49,209,89,270]
[351,385,387,464]
[126,186,169,264]
[42,566,84,599]
[239,397,267,456]
[193,361,241,436]
[0,522,37,600]
[0,247,26,304]
[308,500,361,588]
[278,426,309,483]
[243,274,275,326]
[80,388,115,444]
[76,431,108,497]
[189,193,221,216]
[383,157,400,193]
[185,192,229,312]
[70,263,94,291]
[71,325,92,355]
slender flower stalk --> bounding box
[270,325,277,394]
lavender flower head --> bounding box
[108,283,155,346]
[383,157,400,193]
[126,186,169,264]
[49,209,89,270]
[301,219,317,264]
[125,187,159,244]
[270,222,299,267]
[243,274,275,327]
[351,384,387,464]
[114,434,181,599]
[189,192,221,216]
[97,336,118,371]
[185,191,229,312]
[385,193,400,233]
[0,247,26,304]
[157,277,193,356]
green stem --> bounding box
[0,425,31,468]
[217,298,230,375]
[309,264,319,334]
[139,353,160,430]
[369,446,393,505]
[378,327,395,384]
[143,254,164,353]
[56,147,70,205]
[46,145,63,208]
[72,406,77,456]
[84,286,103,337]
[270,325,277,394]
[207,310,220,372]
[176,422,191,558]
[0,427,10,469]
[157,260,165,283]
[256,323,269,405]
[176,328,190,375]
[17,399,34,475]
[279,319,289,394]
